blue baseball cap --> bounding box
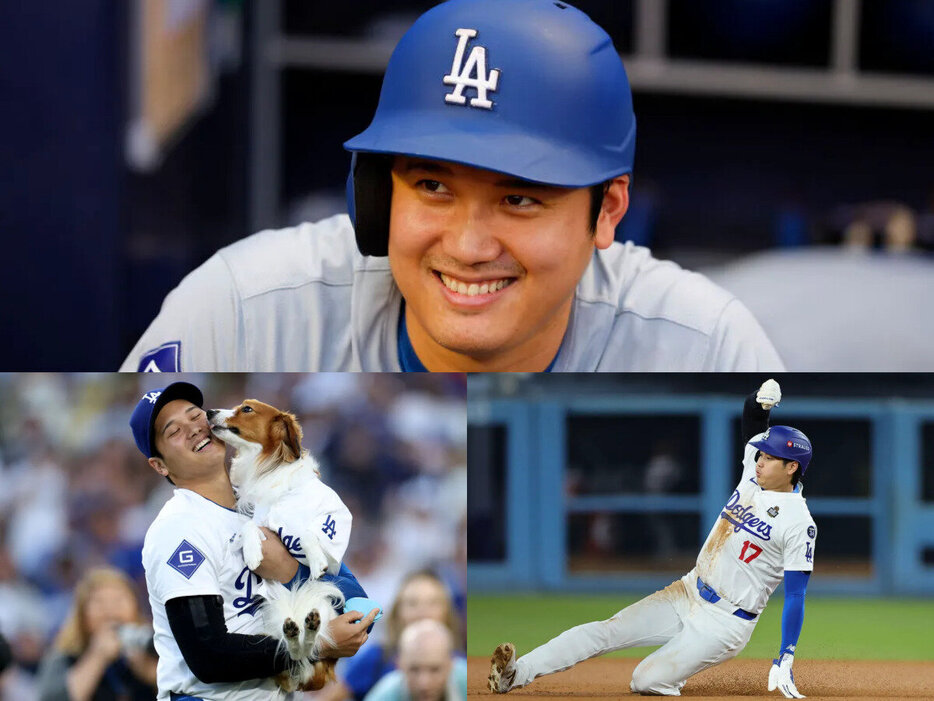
[130,382,204,458]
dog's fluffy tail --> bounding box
[264,579,344,659]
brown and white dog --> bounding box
[207,399,353,692]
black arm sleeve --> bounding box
[0,631,12,674]
[165,595,290,684]
[742,392,771,443]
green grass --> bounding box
[468,594,934,660]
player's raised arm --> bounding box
[743,379,782,443]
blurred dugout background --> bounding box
[467,373,934,597]
[2,0,934,369]
[0,373,466,700]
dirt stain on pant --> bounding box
[656,578,688,604]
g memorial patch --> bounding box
[137,341,181,372]
[168,539,205,579]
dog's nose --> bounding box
[206,409,218,420]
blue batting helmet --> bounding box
[130,382,204,458]
[749,426,813,475]
[343,0,637,256]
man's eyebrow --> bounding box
[400,159,560,191]
[161,405,199,436]
[399,159,453,175]
[493,177,561,192]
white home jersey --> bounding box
[695,433,817,615]
[142,489,280,701]
[254,477,353,577]
[121,215,784,372]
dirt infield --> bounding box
[467,656,934,699]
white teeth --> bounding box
[439,273,512,296]
[194,438,210,452]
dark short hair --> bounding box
[588,182,611,234]
[783,458,802,487]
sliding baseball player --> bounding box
[489,379,815,697]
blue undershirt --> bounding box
[397,302,559,372]
[285,562,378,634]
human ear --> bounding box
[148,457,169,479]
[593,175,630,250]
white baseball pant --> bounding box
[510,570,757,696]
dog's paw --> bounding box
[305,609,320,633]
[283,618,306,661]
[298,532,330,578]
[283,618,300,640]
[242,530,264,570]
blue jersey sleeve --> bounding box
[778,570,810,658]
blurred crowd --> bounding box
[0,373,466,700]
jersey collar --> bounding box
[397,301,559,372]
[397,302,429,372]
[177,487,239,513]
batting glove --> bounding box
[768,654,804,698]
[756,379,782,410]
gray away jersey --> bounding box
[121,214,784,372]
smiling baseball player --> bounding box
[130,383,379,700]
[120,0,783,373]
[489,379,816,697]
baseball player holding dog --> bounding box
[130,382,380,700]
[489,379,816,697]
[122,0,782,373]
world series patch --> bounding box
[807,525,816,538]
[168,539,205,579]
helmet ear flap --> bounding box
[350,154,393,257]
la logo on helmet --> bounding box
[443,28,500,109]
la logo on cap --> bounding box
[443,28,500,109]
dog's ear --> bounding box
[274,412,303,460]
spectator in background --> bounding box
[824,200,918,251]
[323,570,462,701]
[35,567,157,701]
[364,619,466,701]
[0,542,49,700]
[643,441,684,562]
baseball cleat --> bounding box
[488,642,517,693]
